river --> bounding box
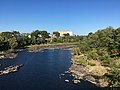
[0,49,99,90]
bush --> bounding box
[76,56,88,66]
[100,56,112,66]
[87,48,99,60]
[72,47,81,55]
[109,67,120,87]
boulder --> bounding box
[73,80,80,84]
[0,64,23,75]
[65,79,69,83]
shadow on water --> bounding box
[0,49,117,90]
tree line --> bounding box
[0,30,82,51]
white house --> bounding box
[58,31,73,37]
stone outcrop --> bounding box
[0,64,23,75]
[73,79,80,84]
[70,62,109,87]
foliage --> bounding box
[109,67,120,87]
[73,26,120,86]
[53,32,60,37]
[72,47,81,55]
[8,37,18,49]
[87,48,99,60]
[88,62,96,66]
[76,56,88,66]
[63,33,70,37]
[31,30,49,38]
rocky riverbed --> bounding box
[0,64,23,75]
[69,57,109,87]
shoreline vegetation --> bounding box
[0,43,78,59]
[0,26,120,87]
[70,54,109,87]
[0,30,82,59]
[70,27,120,87]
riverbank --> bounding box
[0,43,78,59]
[27,43,78,52]
[70,54,110,87]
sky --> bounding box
[0,0,120,35]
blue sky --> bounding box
[0,0,120,35]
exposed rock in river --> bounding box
[73,79,80,84]
[65,71,70,74]
[0,53,17,59]
[0,64,23,75]
[65,79,69,83]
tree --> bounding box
[0,35,4,43]
[31,36,36,44]
[0,35,9,51]
[39,31,50,38]
[8,37,18,49]
[109,67,120,87]
[88,32,93,36]
[31,30,40,38]
[63,33,70,37]
[53,32,60,37]
[87,48,99,60]
[31,30,49,44]
[12,31,20,37]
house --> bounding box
[58,31,73,37]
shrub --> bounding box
[76,56,88,66]
[87,48,99,60]
[72,47,81,55]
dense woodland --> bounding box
[73,26,120,87]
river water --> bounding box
[0,49,99,90]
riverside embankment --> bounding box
[70,55,109,87]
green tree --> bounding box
[39,31,50,38]
[31,30,49,44]
[87,48,99,60]
[8,37,18,49]
[53,32,60,37]
[63,33,70,37]
[109,68,120,87]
